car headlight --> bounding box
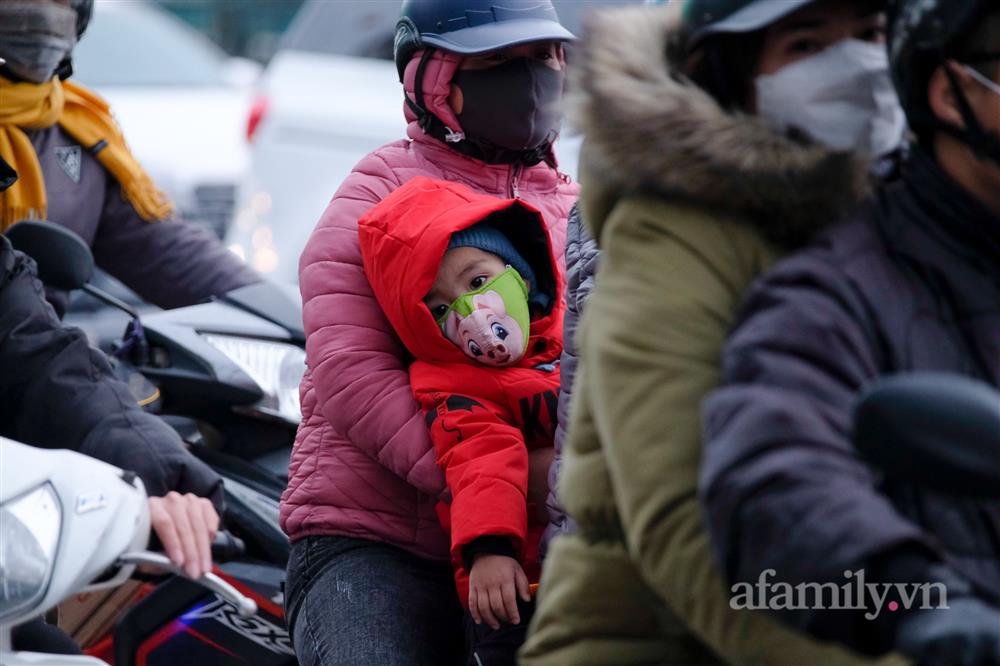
[202,334,305,424]
[0,484,61,623]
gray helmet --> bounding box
[393,0,574,81]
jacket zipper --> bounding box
[510,164,522,199]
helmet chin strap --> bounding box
[54,56,73,81]
[939,58,1000,168]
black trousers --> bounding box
[463,598,535,666]
[11,618,82,654]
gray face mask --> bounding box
[755,39,907,158]
[0,1,78,84]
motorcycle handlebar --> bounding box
[149,529,245,563]
[119,550,257,618]
[211,531,246,562]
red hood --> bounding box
[359,177,563,367]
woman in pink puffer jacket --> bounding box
[280,2,578,663]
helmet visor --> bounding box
[691,0,814,43]
[420,18,576,55]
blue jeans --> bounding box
[285,536,463,666]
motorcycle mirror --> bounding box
[5,221,94,291]
[854,373,1000,497]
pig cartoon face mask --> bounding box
[436,268,531,367]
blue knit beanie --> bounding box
[447,222,537,290]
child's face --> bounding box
[424,247,507,321]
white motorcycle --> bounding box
[0,438,256,665]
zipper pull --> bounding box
[511,164,522,198]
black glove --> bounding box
[895,596,1000,666]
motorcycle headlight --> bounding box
[201,334,305,424]
[0,484,61,623]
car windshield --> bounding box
[73,2,226,87]
[280,1,398,59]
[280,0,642,60]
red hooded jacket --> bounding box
[358,177,564,604]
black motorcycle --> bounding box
[7,220,300,665]
[855,373,1000,666]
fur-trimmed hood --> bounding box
[571,5,872,247]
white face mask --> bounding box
[755,39,907,158]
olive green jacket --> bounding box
[522,5,904,665]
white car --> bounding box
[72,0,260,238]
[227,0,636,285]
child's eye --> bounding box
[467,340,483,357]
[491,323,509,340]
[470,275,487,290]
[431,304,448,319]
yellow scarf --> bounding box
[0,76,173,231]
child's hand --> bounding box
[468,554,531,630]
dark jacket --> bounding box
[701,149,1000,654]
[542,202,598,552]
[27,125,257,316]
[0,234,223,507]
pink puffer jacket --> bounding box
[280,52,578,561]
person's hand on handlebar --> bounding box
[895,596,1000,666]
[148,491,219,579]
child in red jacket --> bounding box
[358,177,563,665]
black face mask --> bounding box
[452,58,565,153]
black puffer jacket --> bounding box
[702,149,1000,654]
[0,235,223,506]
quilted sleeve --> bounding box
[299,152,444,499]
[424,393,529,562]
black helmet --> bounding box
[393,0,575,81]
[679,0,814,51]
[888,0,988,124]
[888,0,1000,160]
[50,0,93,80]
[72,0,94,40]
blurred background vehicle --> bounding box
[74,0,261,240]
[225,0,641,286]
[67,0,263,344]
[64,0,640,343]
[154,0,303,64]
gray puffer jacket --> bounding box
[542,202,599,553]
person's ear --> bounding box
[928,61,972,129]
